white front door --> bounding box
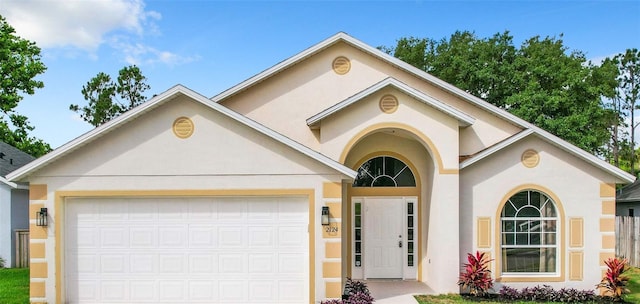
[363,198,404,278]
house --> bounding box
[616,180,640,216]
[7,33,634,304]
[0,141,35,268]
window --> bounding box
[353,156,416,187]
[500,190,558,274]
[630,208,635,217]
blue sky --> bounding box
[1,0,639,149]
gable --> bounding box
[211,32,632,184]
[8,86,356,182]
[214,33,522,156]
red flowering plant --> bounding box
[458,251,494,297]
[597,257,630,301]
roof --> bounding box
[617,180,640,203]
[212,32,634,184]
[0,141,35,177]
[6,85,357,182]
[306,77,475,127]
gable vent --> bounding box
[173,117,194,139]
[332,56,351,75]
[521,149,540,168]
[379,95,399,114]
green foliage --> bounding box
[70,65,150,127]
[0,15,51,157]
[612,49,640,176]
[0,268,29,304]
[457,251,493,297]
[384,31,616,155]
[597,257,630,301]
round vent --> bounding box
[332,56,351,75]
[521,149,540,168]
[379,95,399,114]
[173,117,194,139]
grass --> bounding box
[0,268,29,304]
[415,267,640,304]
[625,266,640,303]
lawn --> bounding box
[415,266,640,304]
[0,268,29,304]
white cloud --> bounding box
[114,40,201,67]
[0,0,158,51]
[0,0,197,66]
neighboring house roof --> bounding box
[0,141,35,177]
[213,32,634,184]
[617,180,640,203]
[306,77,475,127]
[6,85,357,182]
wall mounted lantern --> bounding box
[321,206,330,226]
[36,208,48,227]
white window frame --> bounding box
[500,190,560,277]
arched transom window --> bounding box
[500,190,558,274]
[353,156,416,187]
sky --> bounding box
[0,0,639,149]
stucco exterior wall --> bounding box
[460,136,618,290]
[23,96,350,304]
[220,42,521,159]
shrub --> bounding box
[320,278,374,304]
[597,257,630,301]
[498,285,596,303]
[457,251,493,297]
[0,256,5,268]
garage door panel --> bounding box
[188,254,217,273]
[130,254,156,273]
[158,226,187,247]
[218,227,244,247]
[188,280,216,301]
[130,227,156,248]
[65,197,309,303]
[101,280,127,301]
[130,280,156,301]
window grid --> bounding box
[500,190,559,274]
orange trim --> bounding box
[29,184,48,200]
[338,122,458,174]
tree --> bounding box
[0,15,51,157]
[383,31,616,154]
[70,65,150,127]
[613,49,640,176]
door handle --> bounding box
[398,240,403,248]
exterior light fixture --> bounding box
[36,208,48,227]
[321,206,330,225]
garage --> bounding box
[64,196,309,303]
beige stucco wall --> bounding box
[25,96,349,304]
[460,136,618,290]
[221,42,522,158]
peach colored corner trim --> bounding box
[29,184,47,200]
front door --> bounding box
[363,198,403,278]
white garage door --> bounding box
[64,196,309,303]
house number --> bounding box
[324,226,339,233]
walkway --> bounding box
[366,280,435,304]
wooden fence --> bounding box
[616,216,640,268]
[14,229,29,268]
